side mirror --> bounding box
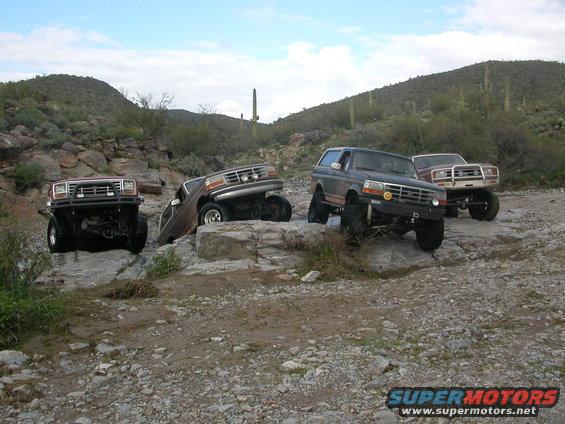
[171,198,181,206]
[330,162,342,170]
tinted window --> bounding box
[319,150,341,166]
[352,150,419,179]
[413,155,466,169]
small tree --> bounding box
[132,92,174,138]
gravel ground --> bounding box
[1,189,563,423]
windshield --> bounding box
[352,150,419,179]
[413,154,466,169]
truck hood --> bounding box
[360,170,444,193]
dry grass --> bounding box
[285,230,377,281]
[105,279,158,299]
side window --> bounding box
[339,151,351,169]
[319,150,341,166]
[183,178,201,195]
[175,186,186,203]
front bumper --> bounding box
[359,195,445,221]
[48,195,144,209]
[438,179,499,190]
[212,179,283,201]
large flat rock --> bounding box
[36,250,145,291]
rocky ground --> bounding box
[1,187,564,423]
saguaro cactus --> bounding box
[369,91,373,107]
[504,79,511,112]
[251,89,259,140]
[349,99,355,127]
[484,63,491,95]
[239,113,244,134]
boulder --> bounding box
[55,150,78,168]
[61,141,79,155]
[78,150,107,171]
[36,250,144,291]
[111,158,163,194]
[0,350,29,366]
[118,138,138,150]
[28,151,62,181]
[195,221,328,263]
[0,133,35,159]
[68,161,97,178]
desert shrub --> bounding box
[0,224,65,347]
[171,153,210,177]
[39,129,73,150]
[0,118,8,131]
[105,279,157,299]
[285,231,376,281]
[145,249,181,280]
[170,124,215,157]
[9,162,45,193]
[50,114,68,129]
[103,125,143,141]
[8,107,45,129]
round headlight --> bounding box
[457,170,464,177]
[241,175,249,182]
[252,173,259,180]
[432,198,439,206]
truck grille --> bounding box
[452,165,483,179]
[384,183,435,206]
[222,166,267,184]
[68,180,121,198]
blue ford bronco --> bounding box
[308,147,447,251]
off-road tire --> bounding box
[342,202,372,239]
[468,189,499,221]
[307,191,330,224]
[47,216,73,253]
[127,214,148,254]
[262,194,292,222]
[445,205,459,218]
[199,202,229,226]
[416,218,444,251]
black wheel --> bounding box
[468,189,499,221]
[341,198,371,239]
[445,206,459,218]
[416,218,444,251]
[262,194,292,222]
[307,191,330,224]
[127,214,148,254]
[199,202,229,225]
[47,216,73,253]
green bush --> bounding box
[103,125,143,140]
[9,162,45,193]
[0,225,65,347]
[171,153,210,177]
[145,249,181,280]
[8,107,46,129]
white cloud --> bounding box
[0,1,564,122]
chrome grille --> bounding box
[68,180,121,198]
[384,183,435,206]
[222,166,267,184]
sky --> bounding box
[0,0,564,122]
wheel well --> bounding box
[315,183,323,193]
[196,196,209,211]
[345,189,358,205]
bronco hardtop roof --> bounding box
[323,147,413,161]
